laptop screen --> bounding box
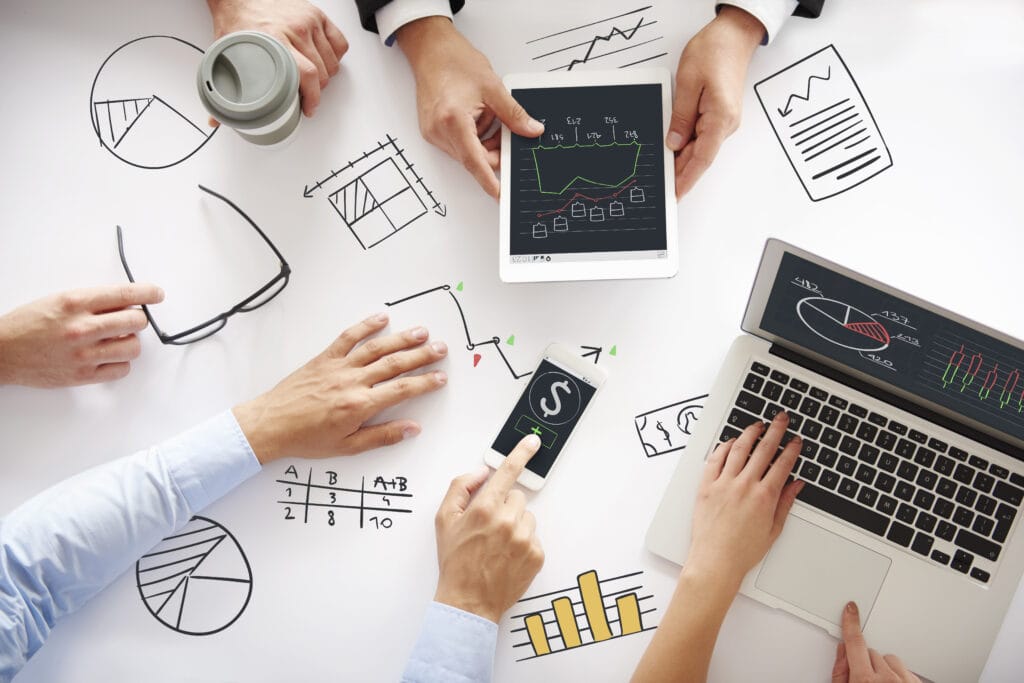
[759,250,1024,445]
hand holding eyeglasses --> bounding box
[232,313,450,463]
[0,284,164,388]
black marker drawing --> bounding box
[90,36,217,170]
[526,5,667,72]
[277,466,413,530]
[135,516,252,636]
[385,283,533,380]
[510,568,658,660]
[754,45,892,201]
[634,394,708,457]
[304,134,445,250]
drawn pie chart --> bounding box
[136,516,252,636]
[796,297,890,352]
[89,35,217,170]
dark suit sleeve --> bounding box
[355,0,466,34]
[794,0,824,19]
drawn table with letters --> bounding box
[1,0,1022,681]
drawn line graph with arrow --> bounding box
[304,134,446,250]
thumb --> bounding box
[440,466,491,515]
[339,420,420,455]
[667,67,701,151]
[831,642,849,683]
[485,83,544,138]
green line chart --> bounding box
[531,141,642,195]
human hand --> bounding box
[396,17,544,198]
[206,0,348,118]
[232,314,448,464]
[685,411,804,588]
[433,435,545,622]
[0,284,164,388]
[832,602,922,683]
[667,6,765,198]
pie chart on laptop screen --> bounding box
[796,296,891,352]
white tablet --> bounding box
[499,68,678,283]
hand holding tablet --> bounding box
[499,69,678,282]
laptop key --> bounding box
[820,406,841,426]
[951,550,973,573]
[855,464,876,485]
[727,408,760,430]
[973,515,995,537]
[975,495,997,517]
[800,461,821,483]
[955,528,1001,562]
[971,568,991,583]
[764,403,784,420]
[849,404,869,418]
[878,453,898,473]
[935,455,955,475]
[1010,472,1024,488]
[820,470,840,490]
[974,472,995,494]
[937,477,957,498]
[787,413,804,431]
[799,396,821,418]
[954,464,976,485]
[993,481,1024,506]
[838,414,859,434]
[989,464,1009,480]
[876,431,898,450]
[839,436,859,457]
[799,439,819,459]
[954,506,975,527]
[931,549,951,565]
[770,370,789,383]
[751,362,770,376]
[875,473,896,493]
[720,426,742,442]
[896,503,917,524]
[915,512,937,534]
[790,378,809,392]
[909,429,928,444]
[894,481,915,502]
[818,448,838,468]
[969,455,989,470]
[856,422,878,442]
[887,522,914,547]
[762,382,783,401]
[877,495,898,516]
[897,461,918,482]
[896,439,917,458]
[839,478,859,498]
[797,482,890,536]
[868,412,888,427]
[735,391,766,415]
[928,437,948,452]
[934,499,955,519]
[822,428,841,448]
[916,470,937,491]
[889,421,908,435]
[810,387,829,401]
[829,396,848,410]
[801,420,823,440]
[857,487,879,507]
[993,504,1016,543]
[837,456,857,476]
[914,448,936,468]
[781,390,801,410]
[955,486,977,507]
[743,373,765,392]
[913,490,935,510]
[949,447,968,462]
[911,532,934,556]
[858,444,880,465]
[937,520,957,541]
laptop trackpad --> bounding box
[755,516,891,627]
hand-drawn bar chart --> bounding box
[510,569,657,660]
[277,465,413,530]
[526,5,667,71]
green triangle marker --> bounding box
[609,345,617,356]
[506,335,515,346]
[456,281,464,291]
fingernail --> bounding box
[434,371,448,384]
[776,411,788,421]
[411,326,428,340]
[155,287,166,301]
[666,131,684,150]
[402,425,421,440]
[524,434,541,449]
[431,341,447,354]
[371,312,388,323]
[527,118,544,135]
[846,601,857,615]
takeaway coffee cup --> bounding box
[197,31,301,146]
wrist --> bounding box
[396,15,455,65]
[678,561,743,603]
[434,586,501,624]
[715,5,766,50]
[231,397,281,465]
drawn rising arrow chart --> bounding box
[777,67,832,117]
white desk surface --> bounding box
[1,0,1023,681]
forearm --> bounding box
[0,411,259,677]
[631,568,741,683]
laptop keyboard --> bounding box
[719,360,1024,585]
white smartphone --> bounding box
[484,343,608,490]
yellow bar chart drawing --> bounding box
[510,569,658,661]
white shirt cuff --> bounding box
[717,0,799,45]
[375,0,454,47]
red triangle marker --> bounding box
[473,353,482,367]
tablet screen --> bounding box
[508,84,668,265]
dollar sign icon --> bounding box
[540,380,572,418]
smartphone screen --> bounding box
[491,357,598,477]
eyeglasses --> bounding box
[117,184,291,345]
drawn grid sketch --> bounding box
[634,394,707,457]
[754,45,892,201]
[304,134,446,249]
[277,466,413,530]
[526,5,667,72]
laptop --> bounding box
[647,239,1024,681]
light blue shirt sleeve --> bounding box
[0,410,261,681]
[402,601,498,683]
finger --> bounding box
[76,283,164,313]
[883,654,918,681]
[364,340,448,384]
[764,430,803,493]
[745,411,791,480]
[831,642,849,683]
[840,601,873,678]
[208,117,221,128]
[322,20,349,59]
[722,420,766,476]
[324,313,389,358]
[483,82,544,138]
[371,370,448,409]
[666,65,702,152]
[312,25,340,77]
[439,466,491,516]
[90,362,132,383]
[483,434,540,501]
[348,326,430,367]
[700,439,732,486]
[337,419,421,455]
[869,649,894,675]
[92,309,149,339]
[90,334,142,364]
[292,50,322,116]
[450,120,500,198]
[675,120,730,198]
[770,478,805,539]
[296,33,329,87]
